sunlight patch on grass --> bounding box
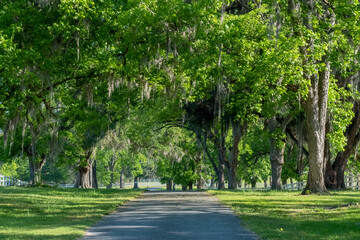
[0,187,143,240]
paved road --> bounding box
[81,191,258,240]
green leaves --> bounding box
[327,79,355,153]
[1,0,360,188]
[0,161,18,177]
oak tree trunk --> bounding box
[217,163,225,189]
[210,177,215,189]
[196,177,202,190]
[325,102,360,189]
[26,149,46,186]
[74,166,91,188]
[228,166,237,189]
[106,156,116,189]
[92,160,98,189]
[133,176,138,189]
[268,117,285,190]
[250,176,257,188]
[303,66,330,193]
[120,170,125,189]
[195,152,204,190]
[228,121,242,189]
[166,178,172,191]
[74,151,93,188]
[28,157,35,185]
[270,147,285,190]
[30,155,46,186]
[29,158,35,185]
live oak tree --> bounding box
[0,0,63,185]
[286,0,360,193]
[0,0,118,186]
[323,4,360,189]
[179,1,269,189]
[0,0,151,188]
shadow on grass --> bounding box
[239,213,360,240]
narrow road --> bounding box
[81,191,258,240]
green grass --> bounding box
[0,187,144,240]
[209,190,360,240]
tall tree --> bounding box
[286,0,355,193]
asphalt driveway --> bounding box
[80,191,258,240]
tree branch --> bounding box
[322,0,335,10]
[286,128,309,158]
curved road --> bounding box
[81,191,258,240]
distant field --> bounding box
[0,187,143,240]
[210,190,360,240]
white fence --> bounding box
[236,174,360,191]
[59,179,165,188]
[344,175,360,190]
[0,174,27,186]
[281,181,306,190]
[279,174,360,190]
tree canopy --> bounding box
[1,0,360,193]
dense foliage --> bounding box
[1,0,360,193]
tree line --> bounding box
[0,0,360,193]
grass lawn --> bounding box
[0,187,143,240]
[209,190,360,240]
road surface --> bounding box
[81,191,258,240]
